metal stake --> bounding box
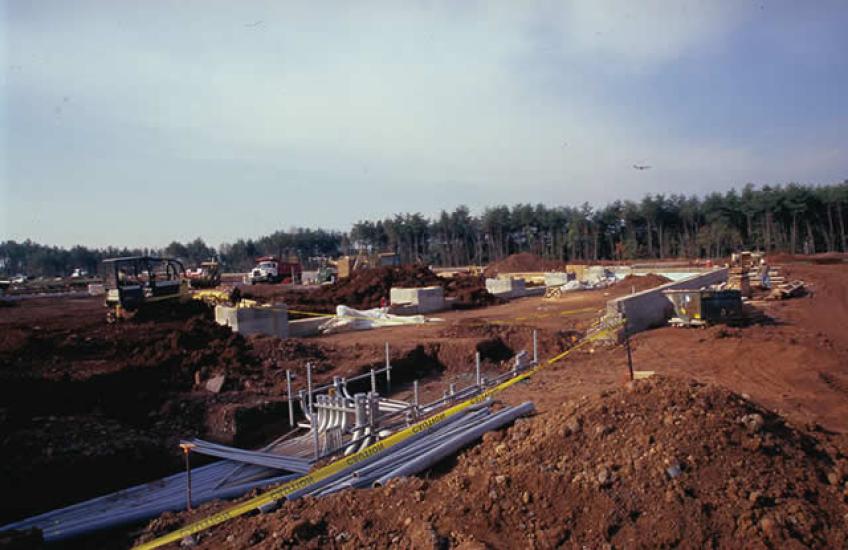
[385,342,391,394]
[475,352,482,387]
[413,380,419,409]
[370,368,377,395]
[533,330,538,364]
[306,363,314,411]
[625,333,634,381]
[286,369,294,427]
[180,443,195,511]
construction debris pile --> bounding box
[242,265,500,313]
[140,377,848,549]
[728,251,806,300]
[483,252,565,277]
[443,274,505,309]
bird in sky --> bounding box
[244,20,263,28]
[633,164,651,170]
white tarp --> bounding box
[319,305,441,334]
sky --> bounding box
[1,0,847,249]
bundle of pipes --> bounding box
[0,458,301,542]
[253,401,534,514]
[182,439,312,473]
[294,343,537,463]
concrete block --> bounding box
[87,283,105,296]
[605,268,728,335]
[215,304,289,338]
[205,374,226,393]
[544,272,573,287]
[390,286,445,313]
[288,317,326,338]
[486,277,526,299]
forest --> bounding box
[2,182,846,277]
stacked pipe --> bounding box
[303,401,535,498]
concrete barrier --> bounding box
[543,272,572,287]
[87,284,105,296]
[605,267,728,335]
[288,317,326,338]
[486,277,526,299]
[215,304,289,338]
[389,286,445,313]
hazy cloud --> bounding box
[1,1,846,247]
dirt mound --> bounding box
[143,376,848,549]
[243,265,443,313]
[444,275,505,309]
[0,307,267,524]
[245,267,501,313]
[484,253,564,277]
[608,273,672,292]
[766,252,848,265]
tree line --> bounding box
[2,181,846,277]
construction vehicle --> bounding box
[334,251,399,279]
[243,256,302,285]
[663,288,743,327]
[186,260,221,288]
[103,256,189,321]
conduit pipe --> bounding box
[373,401,534,486]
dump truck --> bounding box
[243,256,302,285]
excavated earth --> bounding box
[240,265,501,314]
[4,260,848,548]
[136,377,848,549]
[483,252,566,277]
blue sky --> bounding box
[1,0,846,248]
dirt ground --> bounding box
[4,262,848,548]
[138,377,848,549]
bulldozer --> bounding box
[186,260,221,289]
[103,256,190,321]
[333,251,399,279]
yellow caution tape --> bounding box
[133,322,621,549]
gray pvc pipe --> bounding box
[373,401,534,486]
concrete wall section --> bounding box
[606,268,728,335]
[485,277,526,299]
[215,305,290,338]
[288,317,326,338]
[544,272,572,287]
[390,286,445,313]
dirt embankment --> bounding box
[483,253,565,277]
[0,299,272,524]
[242,265,499,313]
[609,273,671,291]
[137,377,848,549]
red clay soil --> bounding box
[443,275,506,309]
[0,299,273,524]
[136,377,848,549]
[241,265,442,313]
[608,273,671,291]
[10,263,848,546]
[765,252,848,265]
[242,266,500,313]
[484,253,565,277]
